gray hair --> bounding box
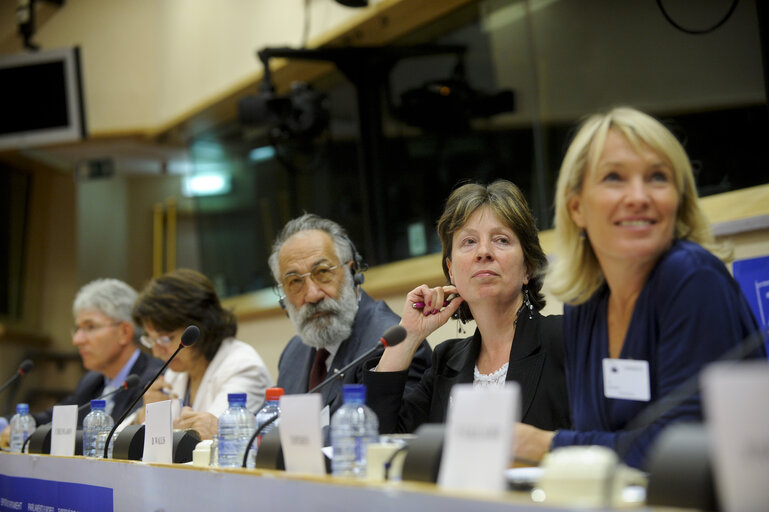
[73,278,141,338]
[268,213,355,284]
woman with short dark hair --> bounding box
[133,268,273,439]
[367,179,571,440]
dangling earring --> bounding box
[455,318,466,336]
[578,229,587,241]
[522,285,534,320]
[451,295,467,335]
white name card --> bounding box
[50,405,78,456]
[279,394,326,475]
[703,361,769,512]
[143,400,173,464]
[438,383,519,492]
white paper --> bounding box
[703,361,769,512]
[278,394,326,475]
[143,400,173,464]
[437,383,519,492]
[50,405,78,456]
[602,358,650,401]
[170,398,183,422]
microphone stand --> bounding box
[0,363,32,395]
[240,340,387,468]
[102,341,192,458]
[0,374,23,395]
[616,325,769,461]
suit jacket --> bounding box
[365,311,571,434]
[32,350,163,427]
[277,291,432,416]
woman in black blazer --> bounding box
[366,180,570,448]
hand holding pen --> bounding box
[145,375,179,403]
[407,284,462,318]
[412,293,460,311]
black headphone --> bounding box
[278,237,366,310]
[348,239,366,287]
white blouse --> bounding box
[473,362,509,389]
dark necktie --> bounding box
[308,348,330,391]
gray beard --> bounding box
[285,272,358,349]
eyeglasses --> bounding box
[281,264,342,295]
[140,334,175,349]
[71,322,121,338]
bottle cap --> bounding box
[16,403,29,414]
[227,393,247,405]
[265,387,284,401]
[342,384,366,403]
[91,399,106,410]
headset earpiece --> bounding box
[347,239,366,288]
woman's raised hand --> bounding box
[402,284,463,340]
[377,284,464,373]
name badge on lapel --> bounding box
[602,358,650,401]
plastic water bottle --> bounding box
[9,403,36,453]
[82,399,114,458]
[331,384,379,478]
[248,387,284,468]
[217,393,255,468]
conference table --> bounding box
[1,451,629,512]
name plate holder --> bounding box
[278,394,325,475]
[50,405,78,456]
[437,383,519,492]
[703,361,769,512]
[143,400,173,463]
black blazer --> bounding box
[32,350,164,427]
[277,291,432,416]
[365,311,571,433]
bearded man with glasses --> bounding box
[0,279,163,448]
[269,214,432,417]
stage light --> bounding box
[182,172,231,197]
[249,146,276,162]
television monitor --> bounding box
[0,46,87,151]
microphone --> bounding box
[308,324,406,394]
[241,324,408,467]
[102,325,200,458]
[616,325,768,510]
[0,359,34,395]
[617,325,768,461]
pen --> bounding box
[412,294,459,310]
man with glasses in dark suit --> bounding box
[0,278,162,448]
[269,214,432,417]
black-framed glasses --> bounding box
[71,322,121,338]
[281,264,342,295]
[139,334,175,350]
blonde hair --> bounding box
[548,106,729,305]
